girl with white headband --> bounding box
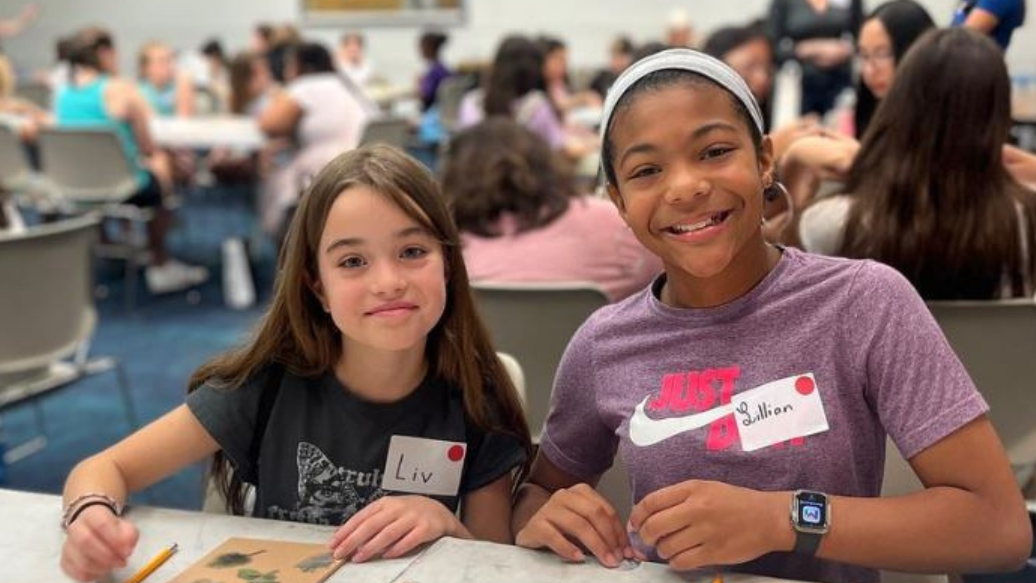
[511,48,1030,583]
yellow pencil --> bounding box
[122,543,178,583]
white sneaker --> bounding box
[145,260,210,294]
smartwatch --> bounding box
[790,489,830,555]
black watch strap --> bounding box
[793,530,823,555]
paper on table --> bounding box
[166,537,343,583]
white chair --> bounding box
[37,127,154,309]
[0,215,138,463]
[496,351,526,407]
[359,117,411,149]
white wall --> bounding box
[4,0,1035,86]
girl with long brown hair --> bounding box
[798,28,1036,299]
[59,145,532,582]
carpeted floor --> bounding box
[1,182,275,510]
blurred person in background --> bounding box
[138,41,193,117]
[417,30,450,112]
[337,31,374,86]
[258,41,372,240]
[854,0,935,137]
[768,0,864,116]
[589,36,634,100]
[951,0,1026,50]
[56,30,208,293]
[443,118,660,302]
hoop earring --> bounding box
[761,181,795,238]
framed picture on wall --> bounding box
[301,0,465,26]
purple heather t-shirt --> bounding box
[540,248,988,583]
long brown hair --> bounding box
[191,145,532,514]
[443,118,576,237]
[483,35,545,117]
[228,51,262,115]
[841,28,1036,299]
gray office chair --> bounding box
[0,126,33,193]
[926,300,1036,475]
[472,282,608,441]
[37,127,141,206]
[434,74,477,134]
[472,287,632,519]
[0,215,138,463]
[359,117,411,149]
[37,127,155,309]
[880,299,1036,583]
[14,83,51,110]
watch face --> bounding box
[795,491,829,532]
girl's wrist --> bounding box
[451,518,474,540]
[768,491,796,553]
[62,492,122,531]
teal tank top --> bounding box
[140,81,176,117]
[55,75,150,188]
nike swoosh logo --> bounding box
[628,397,736,446]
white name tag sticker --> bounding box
[732,373,829,452]
[381,435,466,497]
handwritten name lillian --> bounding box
[736,401,794,426]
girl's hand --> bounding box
[514,483,630,568]
[60,505,139,582]
[329,495,467,562]
[628,480,791,571]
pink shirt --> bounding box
[461,197,662,302]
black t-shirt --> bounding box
[187,366,527,525]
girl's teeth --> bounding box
[671,213,723,233]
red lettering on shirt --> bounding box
[644,367,804,451]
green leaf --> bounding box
[237,568,262,580]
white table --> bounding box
[0,489,413,583]
[150,116,265,151]
[402,537,805,583]
[366,82,415,107]
[0,488,805,583]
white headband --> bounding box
[599,48,765,151]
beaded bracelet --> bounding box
[61,493,122,531]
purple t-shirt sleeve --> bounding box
[521,97,566,150]
[539,317,619,478]
[457,91,483,130]
[847,261,989,459]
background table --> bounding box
[150,116,265,151]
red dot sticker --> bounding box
[447,445,465,462]
[795,376,815,395]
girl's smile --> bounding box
[314,186,447,354]
[660,208,735,242]
[606,79,777,307]
[364,299,420,318]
